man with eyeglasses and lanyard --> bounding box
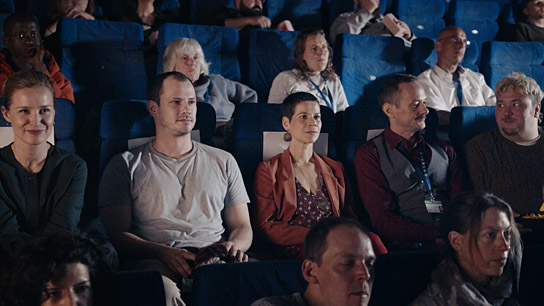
[354,74,464,250]
[418,26,495,126]
[0,13,74,103]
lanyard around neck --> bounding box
[396,145,432,194]
[309,74,333,110]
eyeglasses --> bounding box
[438,35,467,45]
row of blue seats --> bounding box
[50,18,544,110]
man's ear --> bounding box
[382,102,395,119]
[301,259,319,284]
[523,6,529,17]
[448,231,464,252]
[147,100,158,117]
[534,101,541,118]
[2,37,8,48]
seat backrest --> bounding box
[0,1,12,14]
[191,251,441,306]
[192,260,306,306]
[232,103,336,192]
[94,270,166,306]
[188,0,234,25]
[409,37,479,75]
[480,41,544,89]
[247,29,299,102]
[156,23,241,81]
[99,100,216,177]
[58,18,147,105]
[333,34,406,107]
[448,105,497,151]
[396,0,447,39]
[0,13,10,49]
[447,1,500,44]
[265,0,322,30]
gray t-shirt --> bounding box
[99,141,250,249]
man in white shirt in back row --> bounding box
[417,26,496,126]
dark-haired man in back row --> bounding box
[0,13,74,102]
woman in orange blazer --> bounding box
[253,92,354,259]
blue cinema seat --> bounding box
[265,0,322,30]
[0,0,13,14]
[247,29,299,103]
[333,34,406,108]
[0,98,76,154]
[94,270,166,306]
[396,0,447,39]
[58,18,148,105]
[232,103,336,193]
[448,105,497,151]
[409,37,479,76]
[480,41,544,89]
[156,23,241,82]
[447,1,500,54]
[98,100,216,177]
[188,0,234,25]
[0,13,9,49]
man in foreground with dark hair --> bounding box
[252,217,376,306]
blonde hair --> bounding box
[495,73,544,108]
[162,38,210,76]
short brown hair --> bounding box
[2,70,55,110]
[148,71,192,105]
[378,74,418,107]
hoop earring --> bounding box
[283,132,292,142]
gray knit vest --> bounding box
[373,133,449,225]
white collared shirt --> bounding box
[417,65,496,112]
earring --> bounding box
[283,132,292,142]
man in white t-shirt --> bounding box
[99,71,253,306]
[418,26,495,125]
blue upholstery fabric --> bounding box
[448,1,500,44]
[480,41,544,89]
[0,0,13,13]
[396,0,447,39]
[192,260,306,306]
[409,37,479,75]
[232,103,336,192]
[98,100,216,176]
[333,34,406,107]
[247,29,299,103]
[448,105,497,150]
[156,23,241,82]
[189,0,234,25]
[0,13,9,49]
[94,270,166,306]
[54,98,77,153]
[58,18,147,105]
[265,0,322,30]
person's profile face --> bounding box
[1,86,55,147]
[4,21,41,59]
[152,78,197,137]
[41,262,93,306]
[524,0,544,19]
[456,207,512,284]
[388,81,428,135]
[301,34,330,74]
[282,100,321,145]
[313,226,376,306]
